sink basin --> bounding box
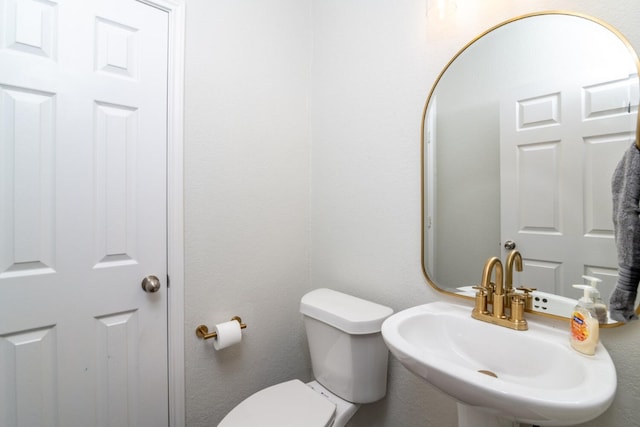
[381,301,616,426]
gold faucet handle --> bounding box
[472,285,487,295]
[511,293,526,303]
[516,286,536,310]
[472,286,489,315]
[473,284,494,303]
[509,294,528,328]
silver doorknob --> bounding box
[504,240,517,250]
[141,275,161,293]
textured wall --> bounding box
[183,1,313,425]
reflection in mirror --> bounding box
[421,12,640,325]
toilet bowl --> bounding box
[218,379,355,427]
[218,288,393,427]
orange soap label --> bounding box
[571,312,589,342]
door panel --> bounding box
[500,72,637,299]
[0,1,169,426]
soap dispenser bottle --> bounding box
[570,285,600,356]
[581,275,607,324]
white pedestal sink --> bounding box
[381,301,616,426]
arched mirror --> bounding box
[422,11,640,325]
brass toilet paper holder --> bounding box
[195,316,247,340]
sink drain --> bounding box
[478,369,498,378]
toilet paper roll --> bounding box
[213,319,242,350]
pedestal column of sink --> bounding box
[457,403,521,427]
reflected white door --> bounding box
[0,1,169,426]
[500,72,638,298]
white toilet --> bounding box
[218,288,394,427]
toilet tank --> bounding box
[300,288,394,404]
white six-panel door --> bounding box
[500,71,639,299]
[0,0,169,425]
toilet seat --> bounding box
[218,379,336,427]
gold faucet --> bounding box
[505,250,523,309]
[472,255,528,330]
[486,257,505,318]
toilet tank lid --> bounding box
[300,288,394,334]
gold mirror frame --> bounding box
[420,11,640,326]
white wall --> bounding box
[183,1,313,425]
[183,0,640,426]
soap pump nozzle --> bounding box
[573,280,608,324]
[582,275,607,324]
[581,275,602,289]
[572,284,595,305]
